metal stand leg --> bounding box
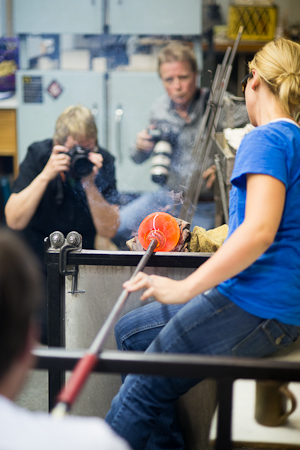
[47,258,65,411]
[215,378,234,450]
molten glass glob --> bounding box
[138,212,180,252]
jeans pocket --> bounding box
[232,319,300,358]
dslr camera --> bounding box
[148,125,178,185]
[67,145,95,179]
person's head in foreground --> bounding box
[0,228,42,400]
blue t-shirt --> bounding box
[218,119,300,325]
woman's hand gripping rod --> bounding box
[51,212,180,417]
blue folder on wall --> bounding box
[1,176,11,205]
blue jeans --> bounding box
[105,287,300,450]
[112,188,216,249]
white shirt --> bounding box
[0,395,131,450]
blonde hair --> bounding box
[53,104,98,145]
[158,42,198,76]
[249,38,300,119]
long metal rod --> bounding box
[180,26,243,224]
[188,63,233,221]
[187,26,244,225]
[179,49,231,221]
[179,46,232,221]
[90,238,158,354]
[51,238,158,417]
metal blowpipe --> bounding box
[51,212,180,417]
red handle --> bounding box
[57,353,98,406]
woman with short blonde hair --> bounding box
[157,41,198,75]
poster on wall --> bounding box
[0,37,19,100]
[22,75,43,103]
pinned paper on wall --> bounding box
[0,37,19,100]
[22,75,43,103]
[47,80,63,99]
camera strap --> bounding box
[55,175,64,205]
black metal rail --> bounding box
[34,347,300,450]
[35,347,300,381]
[46,247,211,268]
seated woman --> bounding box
[105,38,300,450]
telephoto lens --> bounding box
[68,145,94,178]
[150,141,172,184]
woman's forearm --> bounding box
[125,174,286,305]
[82,179,120,238]
[129,220,275,305]
[5,172,50,230]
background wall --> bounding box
[0,0,6,36]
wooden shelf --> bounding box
[202,38,266,54]
[203,39,266,96]
[0,109,18,178]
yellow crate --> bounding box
[227,4,277,41]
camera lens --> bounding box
[150,141,172,185]
[68,146,94,178]
[72,157,94,178]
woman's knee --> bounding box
[114,312,134,350]
[114,303,180,352]
[114,307,153,351]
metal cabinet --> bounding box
[13,0,203,191]
[108,71,164,192]
[13,0,202,36]
[16,70,106,163]
[109,0,202,35]
[13,0,103,35]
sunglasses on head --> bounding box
[241,71,253,94]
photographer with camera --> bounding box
[5,105,120,342]
[112,42,216,249]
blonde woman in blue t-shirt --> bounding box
[106,38,300,450]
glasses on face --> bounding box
[241,71,253,94]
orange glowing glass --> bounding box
[138,212,180,252]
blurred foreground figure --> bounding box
[0,228,130,450]
[106,38,300,450]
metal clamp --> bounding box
[49,231,85,295]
